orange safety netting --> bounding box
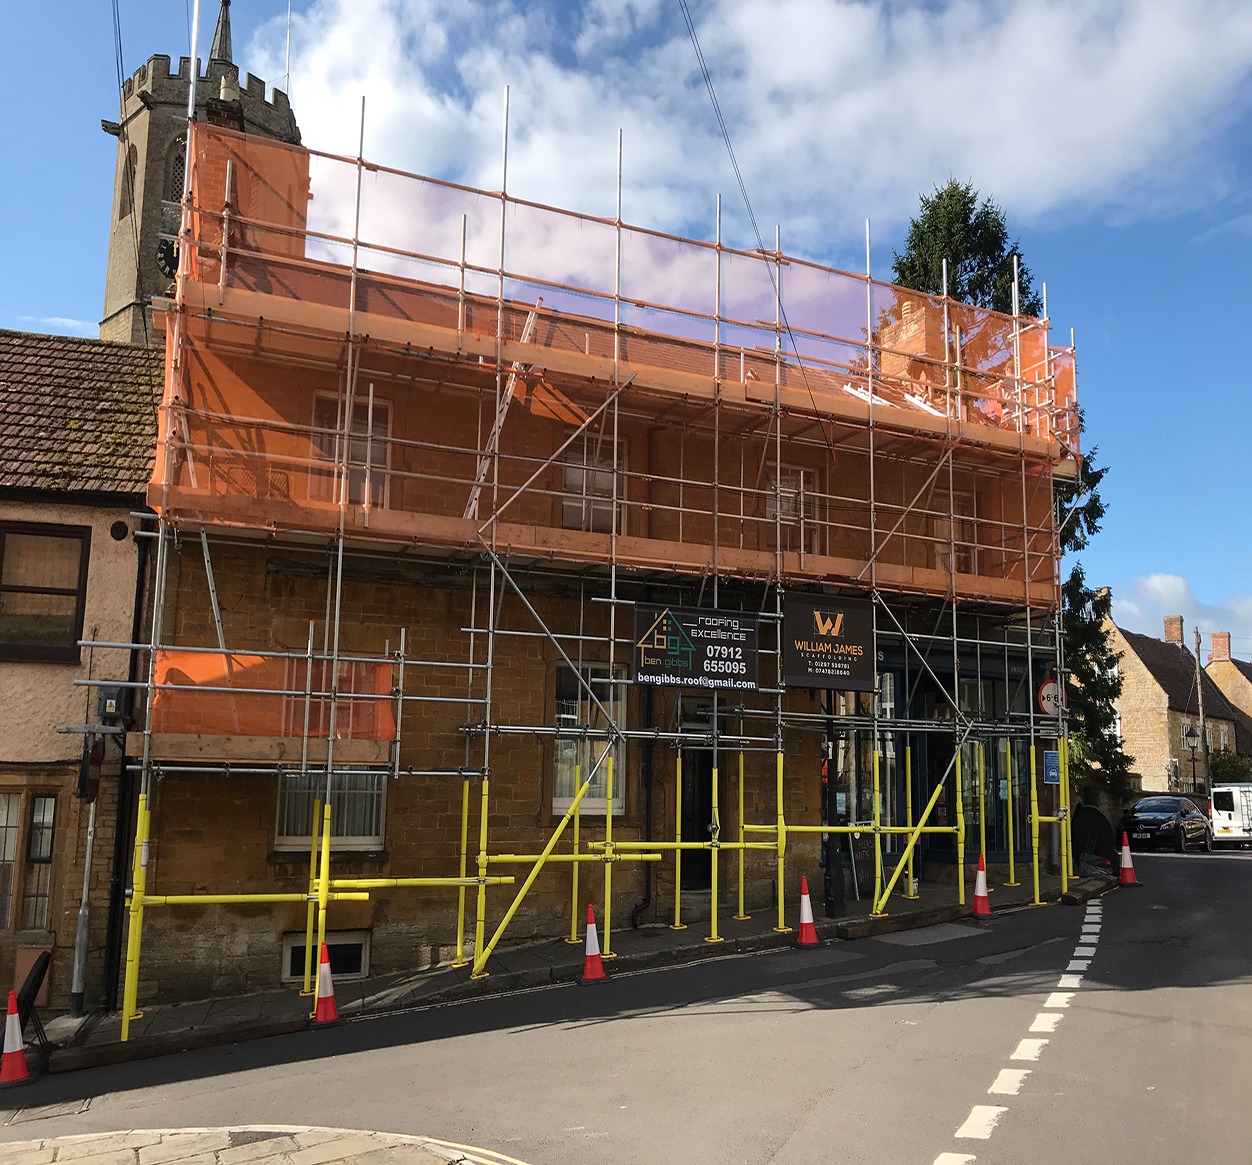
[150,650,396,741]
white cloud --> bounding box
[1112,574,1252,659]
[243,0,1252,261]
[20,315,96,336]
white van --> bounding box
[1210,785,1252,848]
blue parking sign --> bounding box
[1043,750,1060,785]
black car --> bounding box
[1124,795,1213,853]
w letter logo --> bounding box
[813,610,844,637]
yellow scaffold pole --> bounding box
[734,751,748,919]
[955,746,966,907]
[602,755,616,958]
[670,754,685,930]
[977,743,988,888]
[707,765,723,943]
[473,768,491,967]
[452,774,472,967]
[301,796,322,996]
[871,749,883,913]
[1004,740,1020,886]
[566,764,582,944]
[902,743,918,899]
[120,793,151,1042]
[773,750,790,933]
[1030,742,1041,905]
[471,774,592,978]
[1062,735,1074,880]
[873,777,947,916]
[312,800,332,1016]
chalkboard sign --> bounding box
[848,826,876,901]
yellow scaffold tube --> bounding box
[567,764,582,944]
[1030,743,1041,905]
[902,744,918,899]
[471,773,593,978]
[120,793,151,1042]
[452,774,471,967]
[871,750,883,914]
[873,776,948,916]
[707,765,723,943]
[671,755,685,930]
[1061,735,1073,882]
[734,751,749,919]
[331,878,512,889]
[977,743,987,881]
[301,796,321,995]
[312,801,332,1018]
[1004,740,1020,886]
[955,747,966,907]
[473,771,491,968]
[774,751,790,933]
[603,755,616,958]
[143,892,371,905]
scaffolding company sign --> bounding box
[633,606,759,691]
[782,594,874,692]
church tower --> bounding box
[100,1,301,345]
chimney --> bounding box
[1163,615,1184,645]
[1210,631,1231,664]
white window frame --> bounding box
[766,465,822,553]
[275,768,387,852]
[559,434,623,534]
[310,392,391,509]
[281,928,370,983]
[553,663,626,816]
[932,488,978,574]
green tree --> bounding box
[892,180,1132,799]
[1210,749,1252,784]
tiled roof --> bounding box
[0,329,161,495]
[1119,626,1243,723]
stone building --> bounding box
[0,329,160,1010]
[1107,615,1242,795]
[1205,631,1252,758]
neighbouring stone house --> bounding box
[1107,615,1242,795]
[0,329,160,1010]
[1205,631,1252,760]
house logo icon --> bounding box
[636,608,696,673]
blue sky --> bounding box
[3,0,1250,655]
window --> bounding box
[21,795,55,930]
[0,792,56,932]
[560,435,621,534]
[282,929,370,983]
[275,769,386,851]
[1213,791,1235,813]
[310,394,391,508]
[0,523,91,663]
[765,466,821,553]
[553,664,625,815]
[932,489,977,574]
[119,143,137,220]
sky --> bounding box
[3,0,1251,657]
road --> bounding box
[4,852,1251,1164]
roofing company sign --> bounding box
[633,605,759,691]
[782,594,874,691]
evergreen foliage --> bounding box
[1210,749,1252,784]
[892,180,1132,799]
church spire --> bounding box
[209,0,233,64]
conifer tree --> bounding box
[892,180,1131,799]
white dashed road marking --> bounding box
[1011,1037,1048,1061]
[1058,974,1083,989]
[955,1106,1009,1139]
[1043,991,1074,1008]
[1030,1012,1063,1033]
[1066,959,1090,972]
[932,1153,977,1164]
[988,1068,1032,1095]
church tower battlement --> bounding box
[100,1,300,346]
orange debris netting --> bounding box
[149,650,396,740]
[172,124,1078,449]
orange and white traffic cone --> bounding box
[796,875,819,947]
[0,990,31,1087]
[312,941,340,1025]
[580,903,606,983]
[972,854,992,920]
[1118,831,1143,887]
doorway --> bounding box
[680,750,716,887]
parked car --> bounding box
[1124,795,1213,853]
[1210,785,1252,848]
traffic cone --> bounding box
[312,941,340,1025]
[972,854,992,920]
[1118,832,1143,887]
[0,990,31,1087]
[580,903,606,983]
[796,875,819,946]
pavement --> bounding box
[28,866,1109,1079]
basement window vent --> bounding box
[282,929,370,983]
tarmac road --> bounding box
[3,852,1249,1164]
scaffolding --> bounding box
[96,113,1080,1035]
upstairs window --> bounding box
[275,769,386,851]
[0,523,91,664]
[560,435,621,534]
[310,394,391,508]
[553,664,625,815]
[765,466,821,553]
